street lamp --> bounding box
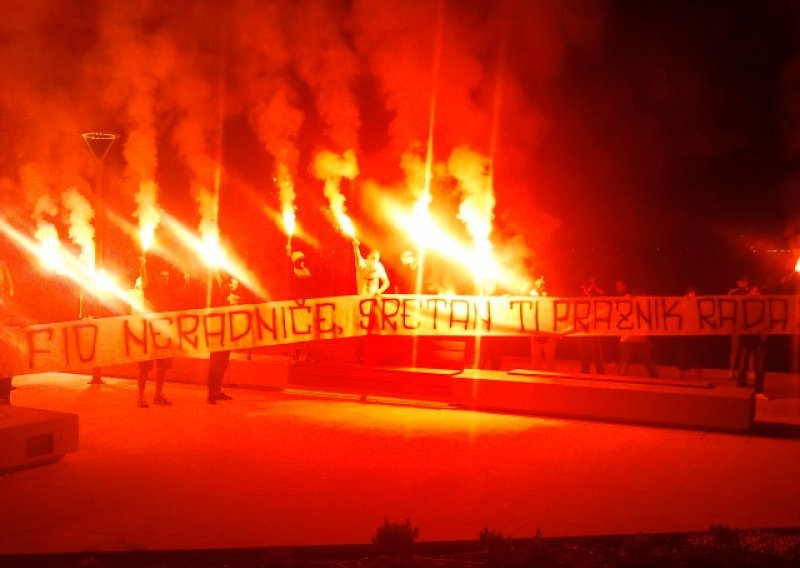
[81,132,118,385]
[81,132,118,271]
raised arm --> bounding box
[352,239,364,265]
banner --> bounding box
[1,293,799,376]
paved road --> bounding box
[1,372,799,554]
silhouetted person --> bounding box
[579,278,605,374]
[616,281,658,378]
[353,240,390,365]
[136,257,181,408]
[677,287,703,381]
[733,284,767,398]
[353,240,390,296]
[206,273,240,404]
[395,249,420,294]
[728,275,754,380]
[286,244,317,363]
[530,277,558,371]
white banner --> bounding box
[1,294,797,376]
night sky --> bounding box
[1,0,799,319]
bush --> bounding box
[480,526,514,568]
[372,518,419,559]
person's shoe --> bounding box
[137,398,149,408]
[153,395,172,406]
[214,392,232,401]
[756,393,770,401]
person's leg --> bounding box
[593,339,605,374]
[579,339,591,374]
[619,342,631,376]
[207,351,232,402]
[642,343,659,378]
[207,352,222,395]
[531,336,542,369]
[736,345,751,388]
[137,362,149,408]
[730,335,740,379]
[153,361,171,405]
[753,341,766,395]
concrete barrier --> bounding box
[0,406,79,473]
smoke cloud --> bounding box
[61,188,95,269]
[312,149,359,238]
[0,0,614,291]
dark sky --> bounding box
[511,0,800,291]
[531,0,795,241]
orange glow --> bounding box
[448,147,498,290]
[140,226,156,252]
[334,210,356,239]
[91,268,116,294]
[163,214,223,268]
[795,257,800,273]
[136,180,161,252]
[200,230,225,267]
[275,163,297,238]
[0,219,141,312]
[163,214,267,299]
[382,196,527,294]
[33,224,68,274]
[263,206,321,250]
[470,241,500,289]
[282,207,296,238]
[410,191,435,242]
[391,198,480,270]
[312,149,359,238]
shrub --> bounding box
[372,518,419,559]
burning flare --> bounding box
[410,191,435,246]
[200,228,225,267]
[196,187,225,266]
[312,149,359,238]
[448,146,498,287]
[34,223,67,274]
[275,162,297,238]
[0,217,139,317]
[135,180,161,251]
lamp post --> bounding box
[81,132,118,385]
[81,132,118,271]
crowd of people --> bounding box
[0,238,784,405]
[523,274,769,399]
[0,239,393,407]
[131,256,245,407]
